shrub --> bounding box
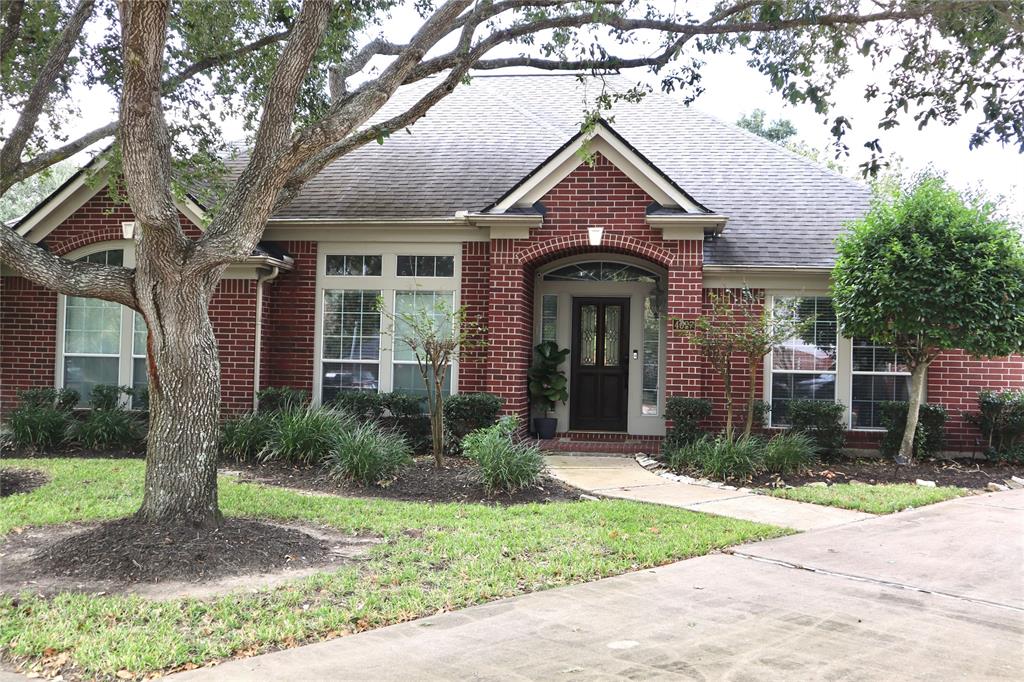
[463,416,544,494]
[331,391,386,421]
[89,384,132,411]
[6,405,70,450]
[762,431,817,474]
[17,387,79,412]
[325,421,412,486]
[880,402,947,460]
[666,434,766,481]
[995,442,1024,465]
[261,407,349,465]
[221,411,279,461]
[964,389,1024,460]
[257,386,309,413]
[443,393,503,450]
[664,397,711,449]
[67,409,143,450]
[696,435,766,480]
[785,399,846,460]
[381,392,431,452]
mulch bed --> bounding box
[747,459,1024,489]
[0,468,49,497]
[228,456,581,505]
[29,518,337,584]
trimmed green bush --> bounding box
[89,384,131,411]
[6,405,70,450]
[221,411,279,461]
[785,399,846,460]
[463,416,544,494]
[762,431,817,474]
[443,393,503,450]
[697,435,765,480]
[17,387,79,412]
[964,389,1024,461]
[331,391,386,421]
[325,421,412,486]
[67,409,143,450]
[664,397,712,449]
[380,392,431,452]
[879,402,947,460]
[260,407,349,465]
[257,386,309,413]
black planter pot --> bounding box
[533,416,558,440]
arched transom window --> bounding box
[542,261,659,283]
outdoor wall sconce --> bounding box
[587,226,604,246]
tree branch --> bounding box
[0,225,136,307]
[6,122,117,189]
[0,0,95,191]
[0,0,24,64]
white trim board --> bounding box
[489,121,707,214]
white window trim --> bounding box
[314,243,461,404]
[55,240,142,407]
[764,294,922,432]
[764,293,848,429]
[848,340,914,431]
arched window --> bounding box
[60,247,147,407]
[542,261,659,283]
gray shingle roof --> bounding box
[260,73,871,267]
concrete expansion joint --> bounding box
[724,550,1024,614]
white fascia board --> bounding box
[490,122,705,214]
[17,159,209,244]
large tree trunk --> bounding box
[897,362,929,466]
[133,268,223,527]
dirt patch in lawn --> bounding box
[4,445,143,459]
[0,468,49,497]
[227,456,582,505]
[1,519,379,600]
[746,459,1024,489]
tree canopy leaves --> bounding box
[831,173,1024,365]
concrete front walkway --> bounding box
[546,454,874,531]
[172,490,1024,681]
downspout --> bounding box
[253,266,281,411]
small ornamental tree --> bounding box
[677,289,806,440]
[381,295,485,467]
[832,174,1024,464]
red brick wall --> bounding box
[1,192,259,415]
[210,279,259,415]
[458,242,491,393]
[698,288,765,431]
[929,350,1024,453]
[482,153,705,423]
[260,241,317,396]
[0,277,58,411]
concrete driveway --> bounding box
[174,490,1024,681]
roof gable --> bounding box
[485,119,710,215]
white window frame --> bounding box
[765,293,846,428]
[55,240,143,408]
[848,338,913,431]
[391,289,456,397]
[314,244,461,404]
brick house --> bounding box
[2,74,1021,454]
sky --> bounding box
[10,1,1023,216]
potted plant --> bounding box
[528,341,570,439]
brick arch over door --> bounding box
[517,234,675,271]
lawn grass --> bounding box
[766,482,966,514]
[0,458,788,679]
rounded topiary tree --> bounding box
[832,174,1024,464]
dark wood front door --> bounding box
[570,297,629,431]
